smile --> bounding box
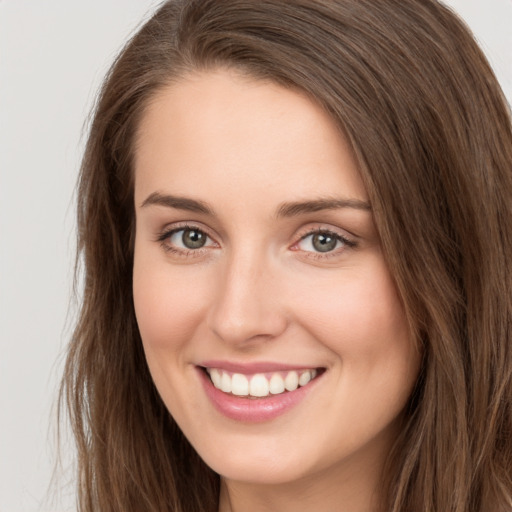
[198,362,325,422]
[206,368,319,398]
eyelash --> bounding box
[293,228,357,259]
[156,223,215,258]
[156,224,357,260]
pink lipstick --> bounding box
[197,362,324,422]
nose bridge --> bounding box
[207,244,286,345]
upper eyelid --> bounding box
[294,229,355,249]
[299,228,347,240]
[158,222,216,240]
[295,223,357,242]
[157,225,217,257]
[155,226,216,254]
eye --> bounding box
[157,226,217,254]
[169,227,210,249]
[295,230,354,254]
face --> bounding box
[133,69,420,492]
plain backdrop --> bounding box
[0,1,510,511]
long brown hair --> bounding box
[61,1,512,510]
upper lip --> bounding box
[198,360,323,374]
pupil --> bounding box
[182,229,206,249]
[312,233,337,252]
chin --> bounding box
[210,456,310,486]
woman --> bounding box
[61,0,512,511]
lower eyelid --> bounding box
[159,237,212,258]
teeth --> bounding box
[269,373,285,394]
[249,374,270,397]
[207,368,319,397]
[299,371,311,386]
[220,372,232,393]
[231,373,249,396]
[284,371,299,391]
[210,368,222,388]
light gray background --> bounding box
[0,1,510,511]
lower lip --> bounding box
[198,368,321,423]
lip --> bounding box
[197,364,324,423]
[199,359,317,374]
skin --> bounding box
[132,69,421,512]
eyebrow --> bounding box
[140,192,371,217]
[276,198,371,217]
[140,192,214,215]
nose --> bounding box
[207,250,288,347]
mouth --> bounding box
[201,366,324,399]
[197,363,326,422]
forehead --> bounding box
[133,69,367,210]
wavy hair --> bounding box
[61,1,512,510]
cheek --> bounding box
[132,253,210,355]
[310,277,403,336]
[294,259,414,373]
[293,264,419,446]
[132,253,214,419]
